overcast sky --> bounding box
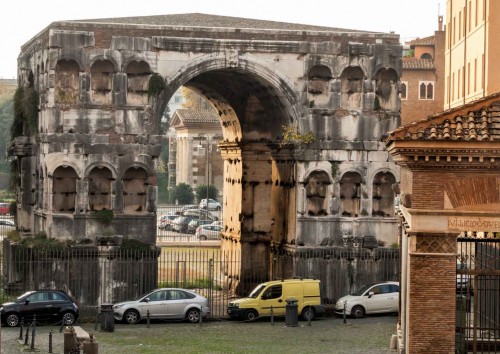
[0,0,444,79]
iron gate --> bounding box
[456,237,500,353]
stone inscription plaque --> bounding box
[448,216,500,232]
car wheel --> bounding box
[186,308,201,323]
[243,309,258,321]
[199,235,207,241]
[62,311,76,325]
[301,307,315,321]
[5,313,20,327]
[351,305,365,318]
[123,309,140,324]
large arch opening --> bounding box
[162,65,299,292]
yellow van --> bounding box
[227,278,325,321]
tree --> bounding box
[169,183,194,205]
[181,87,214,111]
[195,184,218,202]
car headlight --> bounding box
[113,304,123,309]
[229,303,239,308]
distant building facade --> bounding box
[445,0,500,109]
[400,17,445,125]
[168,109,223,197]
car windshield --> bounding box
[16,291,34,301]
[248,285,266,298]
[351,284,374,296]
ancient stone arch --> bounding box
[13,14,403,287]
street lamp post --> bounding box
[197,134,210,217]
[205,136,210,213]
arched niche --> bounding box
[372,172,396,217]
[88,167,114,211]
[123,167,148,213]
[52,166,77,213]
[339,171,362,217]
[307,65,332,95]
[126,60,150,105]
[420,53,432,60]
[374,68,398,111]
[305,170,331,216]
[90,59,116,105]
[55,59,80,104]
[340,66,364,110]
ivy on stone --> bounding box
[147,73,166,98]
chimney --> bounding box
[438,15,443,31]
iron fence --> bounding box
[0,241,399,319]
[456,237,500,353]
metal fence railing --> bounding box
[0,241,399,319]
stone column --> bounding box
[405,232,457,354]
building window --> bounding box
[400,82,407,100]
[420,53,432,60]
[419,81,434,100]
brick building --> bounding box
[400,17,445,126]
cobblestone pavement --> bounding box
[0,314,398,353]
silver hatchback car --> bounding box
[113,288,210,324]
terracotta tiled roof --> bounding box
[402,58,434,70]
[170,109,221,129]
[407,35,435,46]
[387,93,500,142]
[72,13,367,33]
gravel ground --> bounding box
[0,314,398,353]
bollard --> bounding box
[147,310,150,328]
[19,318,24,340]
[59,316,65,333]
[30,314,36,350]
[48,330,53,353]
[198,309,202,326]
[94,308,100,331]
[24,321,30,345]
[307,314,311,327]
[342,301,347,325]
[270,306,274,326]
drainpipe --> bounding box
[448,0,453,109]
[463,0,467,106]
[482,0,487,97]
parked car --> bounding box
[195,224,223,240]
[0,220,15,227]
[456,263,473,294]
[199,198,222,211]
[112,288,210,324]
[334,281,399,318]
[186,219,213,234]
[158,214,179,231]
[183,209,218,221]
[180,205,199,212]
[171,216,198,233]
[0,203,10,216]
[0,290,79,327]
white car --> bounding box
[195,224,223,240]
[113,288,210,324]
[334,281,399,318]
[199,198,222,210]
